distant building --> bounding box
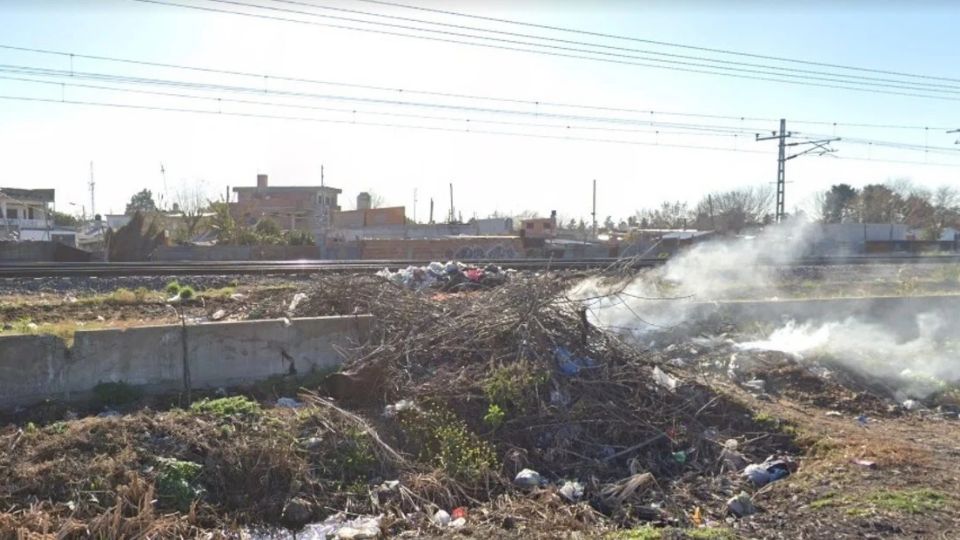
[520,212,558,240]
[231,174,342,232]
[0,187,54,231]
[809,223,960,255]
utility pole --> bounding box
[591,179,597,238]
[756,119,839,223]
[412,188,418,223]
[949,128,959,144]
[429,198,434,224]
[448,183,455,224]
[88,161,96,219]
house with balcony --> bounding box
[0,188,54,230]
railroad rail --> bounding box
[1,255,959,278]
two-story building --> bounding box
[231,174,342,232]
[0,188,54,231]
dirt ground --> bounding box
[2,270,960,539]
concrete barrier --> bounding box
[0,315,371,408]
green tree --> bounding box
[819,184,859,223]
[125,189,158,215]
[52,211,80,227]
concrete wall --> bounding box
[0,315,371,408]
[0,241,92,262]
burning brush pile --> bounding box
[0,273,797,538]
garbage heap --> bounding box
[288,273,797,535]
[375,261,509,291]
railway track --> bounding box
[1,255,959,278]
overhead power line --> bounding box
[351,0,960,85]
[0,93,775,154]
[2,92,958,169]
[261,0,960,93]
[0,73,760,139]
[0,63,776,134]
[3,43,954,132]
[188,0,960,96]
[130,0,960,102]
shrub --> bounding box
[178,286,196,300]
[155,457,204,511]
[397,407,498,481]
[165,281,182,295]
[190,396,262,418]
[483,403,505,429]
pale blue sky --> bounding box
[1,0,958,221]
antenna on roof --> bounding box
[88,161,96,219]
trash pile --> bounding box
[0,272,801,538]
[375,261,509,291]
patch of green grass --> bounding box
[868,489,948,514]
[810,492,841,509]
[329,427,379,482]
[165,280,182,295]
[93,381,143,407]
[607,527,736,540]
[199,286,237,299]
[190,396,262,418]
[155,457,204,511]
[178,286,196,300]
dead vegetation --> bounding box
[1,271,959,538]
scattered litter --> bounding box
[857,414,869,427]
[383,399,418,417]
[65,295,78,303]
[549,388,571,407]
[558,480,584,502]
[276,397,303,409]
[667,357,688,368]
[672,450,688,464]
[851,459,877,469]
[433,509,451,526]
[288,293,308,313]
[727,491,756,517]
[449,517,466,528]
[451,507,467,519]
[379,480,400,492]
[825,411,843,417]
[230,293,247,300]
[902,399,920,411]
[724,438,739,450]
[741,456,795,487]
[721,446,749,471]
[554,347,597,375]
[742,378,766,393]
[96,315,105,322]
[210,309,226,321]
[652,366,679,392]
[303,437,323,450]
[513,468,543,489]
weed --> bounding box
[200,286,236,299]
[134,286,151,302]
[155,457,204,511]
[483,403,505,429]
[327,427,379,482]
[190,396,262,418]
[178,286,196,300]
[483,362,548,412]
[868,489,948,514]
[93,381,143,407]
[397,407,498,481]
[165,281,182,295]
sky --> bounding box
[0,0,958,223]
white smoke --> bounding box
[569,220,957,399]
[738,313,958,399]
[570,219,817,332]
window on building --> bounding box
[27,207,35,219]
[5,208,17,219]
[544,222,553,229]
[525,222,534,229]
